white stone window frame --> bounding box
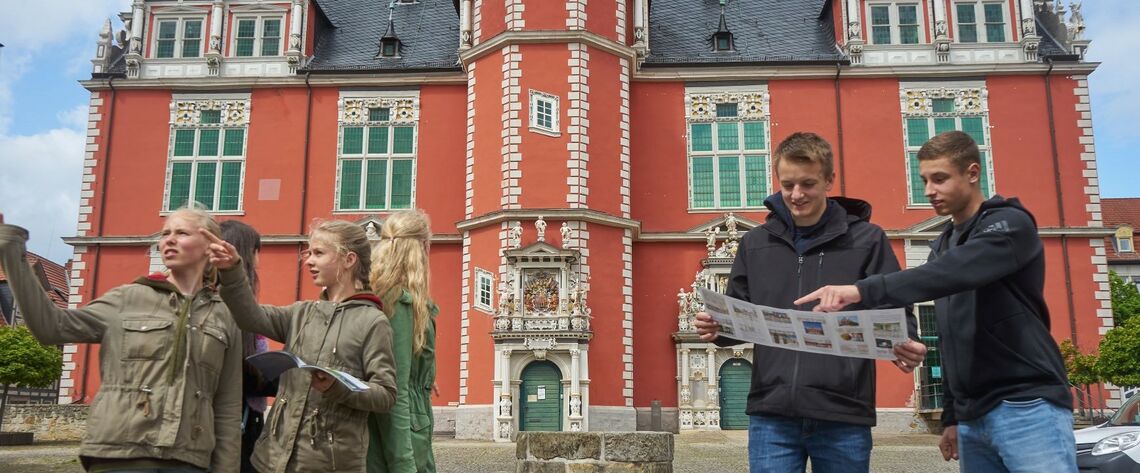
[684,85,772,213]
[1116,226,1135,253]
[334,91,421,213]
[162,93,251,216]
[230,14,286,58]
[951,1,1011,44]
[529,90,560,136]
[151,15,207,59]
[899,82,996,208]
[474,268,495,314]
[866,1,927,45]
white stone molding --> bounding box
[1070,75,1101,227]
[566,0,586,30]
[567,42,590,208]
[501,45,523,209]
[465,62,477,219]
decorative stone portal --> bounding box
[673,213,756,430]
[493,237,592,441]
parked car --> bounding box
[1076,393,1140,472]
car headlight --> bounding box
[1091,432,1140,456]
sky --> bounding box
[0,1,1138,265]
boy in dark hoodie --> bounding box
[797,131,1076,473]
[694,132,927,473]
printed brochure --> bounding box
[246,350,371,392]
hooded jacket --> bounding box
[715,195,917,426]
[218,264,398,473]
[0,224,241,473]
[855,196,1071,425]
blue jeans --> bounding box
[748,414,871,473]
[957,398,1077,473]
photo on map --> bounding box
[769,329,798,346]
[762,309,792,324]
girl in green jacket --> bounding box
[367,210,439,473]
[206,219,398,473]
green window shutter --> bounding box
[194,162,218,209]
[223,129,245,156]
[906,118,929,147]
[908,152,928,204]
[961,117,985,145]
[934,117,956,135]
[368,127,389,154]
[218,162,242,210]
[364,159,388,209]
[339,160,363,210]
[182,20,202,58]
[690,123,712,152]
[744,155,767,206]
[390,159,414,209]
[718,157,741,207]
[261,19,281,56]
[717,123,739,151]
[983,4,1005,42]
[342,127,364,155]
[168,162,193,210]
[173,129,196,156]
[200,110,222,124]
[198,129,220,156]
[743,122,766,150]
[393,126,415,154]
[691,157,715,208]
[979,151,992,197]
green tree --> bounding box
[1096,317,1140,388]
[1060,339,1100,386]
[1109,271,1140,327]
[0,325,63,433]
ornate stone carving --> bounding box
[560,222,573,247]
[935,20,948,38]
[524,337,557,351]
[509,222,523,249]
[680,385,691,405]
[172,99,251,127]
[847,20,861,40]
[498,394,512,416]
[534,216,547,242]
[569,394,582,416]
[687,91,768,121]
[901,88,988,117]
[1021,17,1037,37]
[498,420,511,439]
[1066,2,1084,41]
[340,97,418,125]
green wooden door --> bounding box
[719,358,752,430]
[520,361,563,431]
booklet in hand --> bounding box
[246,350,370,392]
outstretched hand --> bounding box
[794,285,862,312]
[200,228,240,270]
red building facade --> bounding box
[61,0,1114,438]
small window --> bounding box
[1116,227,1135,253]
[529,91,560,135]
[955,2,1006,43]
[869,3,923,45]
[475,269,494,313]
[380,39,399,57]
[233,16,284,57]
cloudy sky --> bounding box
[1,1,1138,265]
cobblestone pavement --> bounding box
[0,431,959,472]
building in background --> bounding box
[61,0,1113,438]
[0,250,68,404]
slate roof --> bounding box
[1036,19,1078,61]
[643,0,844,66]
[304,0,462,73]
[0,250,70,312]
[1103,198,1140,262]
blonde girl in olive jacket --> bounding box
[206,219,397,473]
[367,210,439,473]
[0,209,242,473]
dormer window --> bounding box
[1116,226,1135,253]
[712,2,735,52]
[378,9,401,58]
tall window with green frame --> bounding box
[166,108,245,211]
[689,101,769,209]
[904,95,993,205]
[338,106,416,211]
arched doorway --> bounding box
[719,358,751,430]
[520,360,563,431]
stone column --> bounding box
[705,348,718,407]
[679,348,691,407]
[460,0,473,48]
[632,0,646,55]
[206,0,224,75]
[286,0,304,71]
[568,347,583,431]
[844,0,865,64]
[496,348,514,442]
[125,0,145,78]
[1017,0,1040,61]
[932,0,951,63]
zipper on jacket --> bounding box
[790,255,806,405]
[328,430,337,470]
[272,398,287,436]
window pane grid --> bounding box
[689,115,768,209]
[167,109,246,211]
[337,119,416,211]
[983,3,1005,42]
[262,19,281,56]
[904,109,993,204]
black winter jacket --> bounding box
[717,195,917,426]
[855,196,1072,425]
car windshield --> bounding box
[1108,395,1140,427]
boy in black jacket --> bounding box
[797,131,1076,473]
[694,132,927,473]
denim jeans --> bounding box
[748,414,871,473]
[957,398,1078,473]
